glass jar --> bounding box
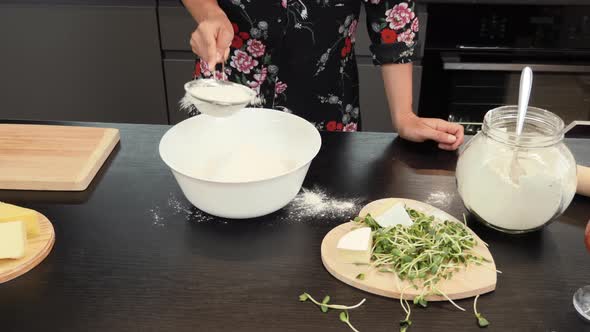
[456,106,577,233]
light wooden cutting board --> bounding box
[321,198,497,301]
[0,124,119,191]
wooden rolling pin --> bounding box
[579,165,590,197]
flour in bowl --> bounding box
[198,144,296,182]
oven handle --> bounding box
[443,61,590,73]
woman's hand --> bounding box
[380,63,463,151]
[395,112,465,151]
[189,7,233,70]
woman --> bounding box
[183,0,464,150]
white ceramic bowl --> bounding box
[159,108,322,219]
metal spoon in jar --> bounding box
[509,66,533,183]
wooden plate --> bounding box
[0,213,55,283]
[321,198,496,301]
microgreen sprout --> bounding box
[399,298,412,332]
[399,287,412,332]
[299,293,365,332]
[321,295,330,312]
[339,311,360,332]
[473,294,490,328]
[413,294,428,308]
[298,292,366,311]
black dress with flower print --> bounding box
[192,0,419,132]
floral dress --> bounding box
[191,0,418,132]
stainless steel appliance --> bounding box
[419,4,590,134]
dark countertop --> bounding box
[0,121,590,331]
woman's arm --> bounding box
[381,63,413,128]
[364,0,464,150]
[183,0,233,69]
[182,0,222,23]
[381,63,464,150]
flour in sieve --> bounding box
[188,85,252,104]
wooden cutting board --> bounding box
[0,124,119,191]
[0,212,55,284]
[321,198,497,301]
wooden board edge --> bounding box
[73,128,120,191]
[0,215,55,284]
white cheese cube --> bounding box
[0,221,27,259]
[374,202,413,228]
[337,227,372,264]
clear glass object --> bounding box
[573,220,590,321]
[456,106,577,233]
[574,284,590,321]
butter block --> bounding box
[337,227,372,264]
[0,202,41,237]
[374,203,413,228]
[0,221,27,259]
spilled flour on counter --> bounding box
[150,188,362,225]
[149,207,166,227]
[148,194,227,226]
[167,194,228,224]
[281,187,361,223]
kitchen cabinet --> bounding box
[163,55,195,125]
[158,3,195,51]
[158,2,197,124]
[0,4,167,124]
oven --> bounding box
[419,4,590,134]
